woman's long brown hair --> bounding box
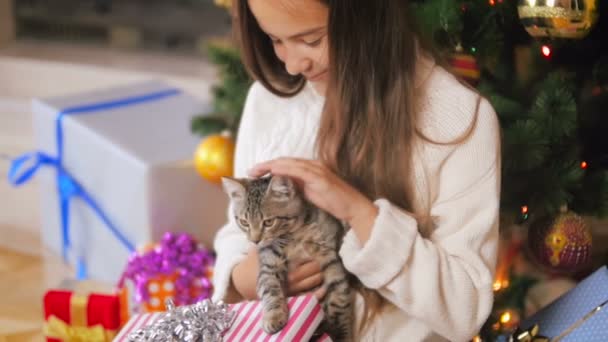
[233,0,479,336]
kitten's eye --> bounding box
[263,218,276,227]
[239,219,250,227]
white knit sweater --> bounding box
[212,56,501,342]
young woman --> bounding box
[211,1,501,341]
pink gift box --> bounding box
[113,294,333,342]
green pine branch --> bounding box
[502,120,549,172]
[530,72,578,140]
[190,116,231,137]
[411,0,463,49]
[477,80,527,122]
[191,41,253,137]
[464,5,504,63]
[573,171,608,217]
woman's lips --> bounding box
[307,70,328,82]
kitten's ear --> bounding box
[221,177,246,200]
[267,175,295,201]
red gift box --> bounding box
[44,290,122,342]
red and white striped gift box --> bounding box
[113,294,332,342]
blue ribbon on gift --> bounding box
[7,88,181,280]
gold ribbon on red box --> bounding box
[43,290,120,342]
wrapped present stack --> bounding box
[8,80,229,284]
[118,232,215,319]
[42,231,214,341]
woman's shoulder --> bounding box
[417,65,499,144]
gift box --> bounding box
[44,289,122,342]
[114,294,333,342]
[9,80,229,284]
[516,265,608,341]
[118,232,215,318]
[223,295,329,342]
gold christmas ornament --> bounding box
[194,132,235,184]
[517,0,599,39]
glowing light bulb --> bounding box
[493,281,502,291]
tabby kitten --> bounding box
[222,175,354,341]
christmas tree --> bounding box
[193,1,607,340]
[412,1,607,340]
[412,0,607,221]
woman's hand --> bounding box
[231,245,327,300]
[231,245,259,301]
[248,158,379,242]
[287,260,326,299]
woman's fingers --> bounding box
[248,158,322,180]
[286,260,323,295]
[288,260,321,283]
[287,272,324,296]
[313,286,327,301]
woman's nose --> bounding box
[285,50,313,76]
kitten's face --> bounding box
[221,176,304,243]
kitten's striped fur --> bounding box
[222,175,354,341]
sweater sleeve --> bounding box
[339,98,501,342]
[211,82,264,302]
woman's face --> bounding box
[248,0,329,94]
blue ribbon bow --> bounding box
[8,88,181,279]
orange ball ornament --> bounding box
[449,52,480,86]
[194,132,235,184]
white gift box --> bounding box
[23,80,228,284]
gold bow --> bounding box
[511,324,550,342]
[44,315,107,342]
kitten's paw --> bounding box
[261,306,289,335]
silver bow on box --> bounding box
[128,298,236,342]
